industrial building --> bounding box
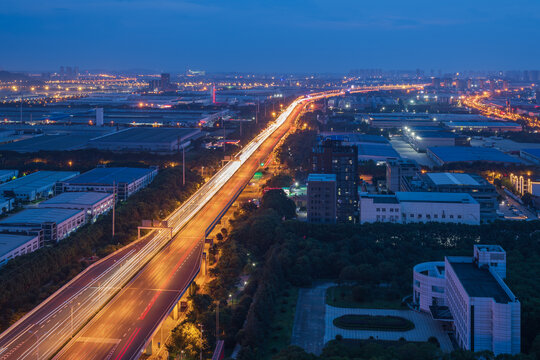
[427,146,521,166]
[0,208,86,246]
[0,233,40,266]
[311,139,358,223]
[87,128,202,153]
[0,170,18,183]
[318,133,400,163]
[307,173,337,224]
[520,148,540,165]
[363,113,439,129]
[403,172,498,223]
[56,167,158,201]
[443,121,522,132]
[0,171,79,202]
[385,158,420,192]
[359,192,480,225]
[403,127,470,152]
[413,245,520,355]
[0,197,15,215]
[39,192,114,221]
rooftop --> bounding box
[40,192,113,206]
[307,173,336,182]
[0,208,84,225]
[395,191,477,204]
[0,233,38,256]
[447,259,511,303]
[88,127,201,144]
[319,133,389,144]
[426,173,481,186]
[444,121,522,128]
[427,146,521,164]
[521,148,540,159]
[360,194,399,204]
[64,167,156,185]
[0,171,79,192]
[357,144,400,158]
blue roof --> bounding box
[307,173,336,182]
[65,167,156,185]
[40,192,113,205]
[0,208,84,225]
[0,234,38,256]
[358,144,400,158]
[521,148,540,159]
[320,133,389,144]
[428,146,521,164]
[444,121,522,128]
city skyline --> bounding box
[1,0,540,73]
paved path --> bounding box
[324,306,453,352]
[291,283,334,355]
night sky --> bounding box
[1,0,539,73]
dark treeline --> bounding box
[0,167,201,331]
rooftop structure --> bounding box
[385,158,420,192]
[318,133,399,162]
[427,146,521,166]
[87,127,202,153]
[443,121,522,132]
[0,171,79,201]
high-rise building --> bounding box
[310,139,358,223]
[307,174,337,224]
[160,73,171,90]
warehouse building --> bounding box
[413,245,520,355]
[318,133,400,162]
[427,146,521,166]
[0,170,18,184]
[87,127,202,153]
[403,127,470,152]
[56,167,158,201]
[359,192,480,225]
[0,208,86,246]
[520,148,540,165]
[39,192,114,222]
[0,171,79,202]
[443,121,522,132]
[0,197,15,215]
[0,233,40,266]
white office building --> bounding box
[359,192,480,225]
[413,245,520,355]
[39,192,114,221]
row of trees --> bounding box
[0,167,202,331]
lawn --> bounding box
[333,314,415,331]
[326,285,404,309]
[260,285,299,359]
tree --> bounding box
[166,322,205,359]
[260,189,296,219]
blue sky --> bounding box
[1,0,539,73]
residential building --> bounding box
[0,233,40,266]
[413,245,520,355]
[307,174,337,224]
[39,192,114,221]
[359,192,480,225]
[0,208,86,246]
[311,139,358,223]
[56,167,158,201]
[0,171,79,201]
